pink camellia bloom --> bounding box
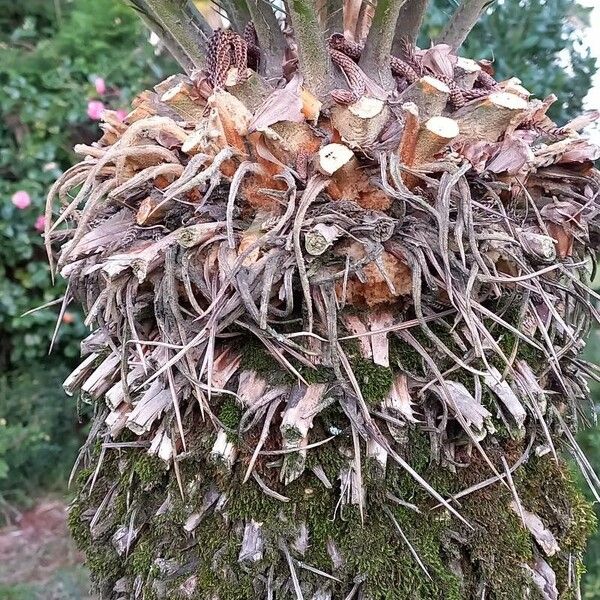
[34,215,46,232]
[87,100,105,120]
[115,108,128,122]
[62,312,75,324]
[11,190,31,209]
[94,77,107,95]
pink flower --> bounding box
[62,312,75,324]
[87,100,105,120]
[11,191,31,209]
[94,77,107,95]
[34,215,46,232]
[115,109,128,122]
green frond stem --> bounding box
[245,0,287,80]
[180,0,213,39]
[391,0,429,56]
[324,0,344,37]
[358,0,406,90]
[130,2,195,73]
[129,0,211,69]
[219,0,252,32]
[286,0,332,97]
[437,0,496,50]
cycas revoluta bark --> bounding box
[46,1,600,598]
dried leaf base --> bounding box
[49,35,600,600]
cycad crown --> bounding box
[48,1,600,599]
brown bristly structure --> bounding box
[46,1,600,598]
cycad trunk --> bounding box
[48,1,600,599]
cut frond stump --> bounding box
[454,92,529,141]
[398,76,451,121]
[454,57,482,89]
[331,98,389,148]
[412,116,459,167]
[317,143,355,175]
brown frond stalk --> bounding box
[353,0,373,42]
[219,0,252,31]
[245,0,287,79]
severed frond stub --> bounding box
[48,1,600,599]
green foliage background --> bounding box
[0,0,598,595]
[0,0,174,510]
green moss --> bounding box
[66,502,90,550]
[74,466,94,488]
[517,456,597,553]
[239,337,295,386]
[152,511,185,540]
[406,427,433,474]
[318,502,463,600]
[240,338,280,375]
[218,398,242,430]
[134,453,167,487]
[128,539,155,577]
[516,455,597,597]
[297,363,332,384]
[191,511,261,600]
[353,359,394,406]
[307,443,347,482]
[281,425,303,443]
[462,489,534,599]
[113,489,128,522]
[227,476,282,522]
[378,428,439,504]
[389,335,425,376]
[492,303,545,370]
[217,458,465,599]
[314,401,348,440]
[86,546,122,581]
[491,332,544,373]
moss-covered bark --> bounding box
[69,392,595,599]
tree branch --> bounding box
[437,0,494,50]
[128,0,212,69]
[245,0,287,80]
[286,0,331,97]
[359,0,407,90]
[391,0,428,56]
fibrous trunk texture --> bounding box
[46,4,600,600]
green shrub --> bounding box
[0,362,90,512]
[0,0,173,514]
[0,0,174,368]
